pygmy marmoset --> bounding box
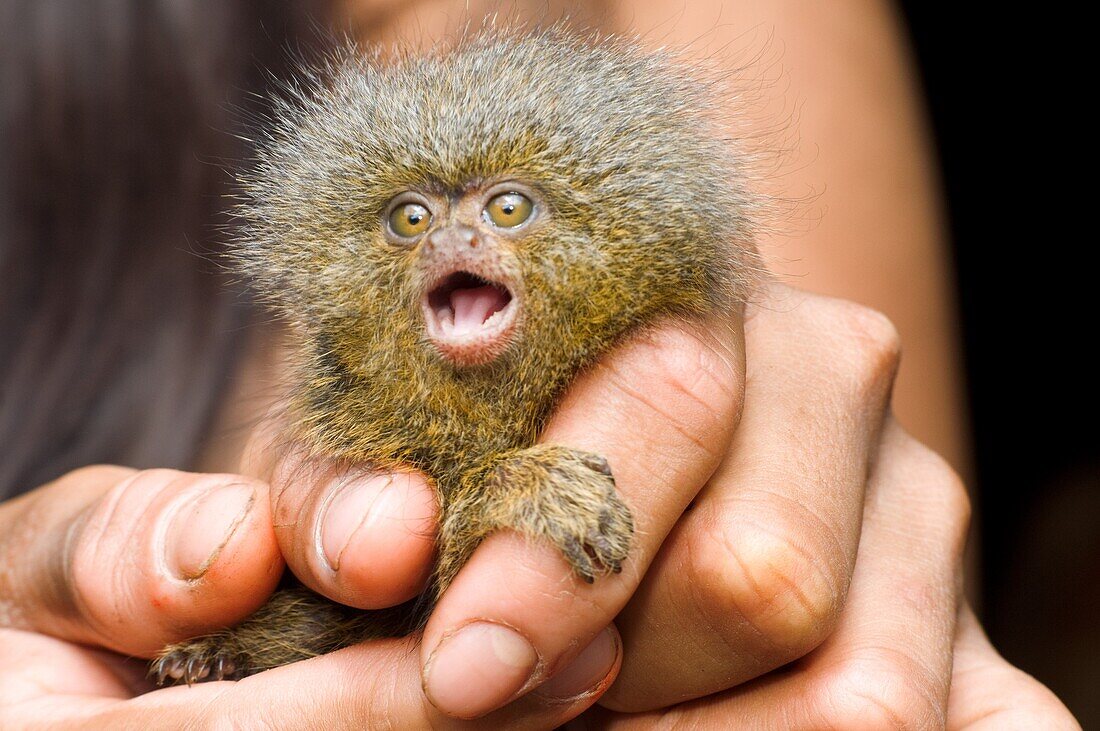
[152,26,759,685]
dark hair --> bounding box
[0,1,316,498]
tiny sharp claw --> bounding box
[152,653,186,686]
[152,659,169,687]
[183,656,208,685]
[587,532,614,555]
[586,530,627,573]
[212,654,236,681]
[563,535,597,583]
[581,454,613,477]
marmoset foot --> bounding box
[440,445,634,588]
[151,637,243,685]
[150,583,409,686]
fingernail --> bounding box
[319,474,406,571]
[167,482,255,579]
[535,627,619,701]
[424,622,539,718]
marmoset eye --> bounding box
[484,192,533,228]
[388,202,432,238]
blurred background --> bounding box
[1,0,1094,724]
[902,2,1097,724]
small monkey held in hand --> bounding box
[152,26,759,685]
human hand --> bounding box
[416,280,1077,727]
[0,466,615,728]
[1,281,1076,728]
[573,411,1077,727]
[562,282,1076,728]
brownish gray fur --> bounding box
[152,26,759,685]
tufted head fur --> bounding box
[233,27,760,477]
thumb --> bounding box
[239,414,439,610]
[0,466,283,656]
[0,625,623,729]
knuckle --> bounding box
[928,456,971,549]
[269,451,332,528]
[688,515,842,659]
[623,325,742,436]
[820,653,945,730]
[67,471,171,628]
[61,463,135,486]
[900,437,973,551]
[816,299,902,394]
[839,303,902,386]
[69,470,145,578]
[133,467,190,484]
[70,469,263,623]
[841,302,902,360]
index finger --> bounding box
[421,312,746,718]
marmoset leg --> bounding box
[436,444,634,594]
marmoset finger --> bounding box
[0,623,622,730]
[420,313,747,719]
[600,284,901,710]
[0,466,282,657]
[580,420,969,729]
[239,419,438,610]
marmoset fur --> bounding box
[152,26,759,685]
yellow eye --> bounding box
[388,203,431,238]
[484,192,533,228]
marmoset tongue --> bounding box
[449,284,509,335]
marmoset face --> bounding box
[382,181,542,366]
[237,30,756,391]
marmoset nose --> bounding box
[425,224,479,253]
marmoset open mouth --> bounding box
[421,270,519,365]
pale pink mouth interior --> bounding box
[427,271,513,336]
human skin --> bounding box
[0,282,1077,728]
